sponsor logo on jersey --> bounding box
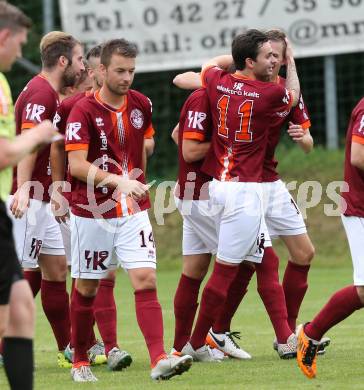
[66,122,81,140]
[233,82,244,91]
[243,90,260,98]
[25,103,46,122]
[130,108,144,129]
[187,110,207,130]
[96,117,104,127]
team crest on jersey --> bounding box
[130,108,144,129]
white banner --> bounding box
[59,0,364,73]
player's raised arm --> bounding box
[201,54,233,73]
[284,39,300,107]
[173,71,201,90]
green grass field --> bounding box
[2,147,364,389]
[1,266,362,390]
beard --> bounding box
[105,79,130,96]
[61,64,79,88]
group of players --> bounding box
[1,1,364,389]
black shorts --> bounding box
[0,200,23,305]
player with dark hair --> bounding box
[65,38,192,382]
[173,29,300,360]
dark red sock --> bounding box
[173,274,202,351]
[41,280,70,351]
[255,248,292,343]
[24,270,41,297]
[94,279,117,356]
[135,289,166,365]
[213,262,255,333]
[71,289,95,363]
[190,262,238,350]
[305,285,363,341]
[283,261,310,332]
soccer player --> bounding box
[178,29,300,360]
[296,97,364,378]
[171,88,253,361]
[0,2,58,388]
[51,45,127,369]
[8,30,85,367]
[65,38,192,382]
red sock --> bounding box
[173,274,202,351]
[94,279,117,356]
[283,261,310,331]
[41,280,70,351]
[24,270,41,297]
[135,289,166,365]
[71,289,95,363]
[305,285,363,341]
[190,262,238,350]
[213,262,255,333]
[255,248,292,343]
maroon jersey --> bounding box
[175,88,212,201]
[65,89,155,219]
[201,67,292,182]
[342,98,364,217]
[54,91,89,135]
[262,76,311,182]
[13,74,59,202]
[53,91,89,203]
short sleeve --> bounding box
[20,91,57,130]
[288,94,311,131]
[64,104,90,152]
[143,96,154,138]
[181,91,211,142]
[352,108,364,145]
[201,66,222,88]
[269,85,293,120]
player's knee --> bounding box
[355,286,364,304]
[12,290,35,327]
[291,244,315,265]
[134,271,157,290]
[76,280,98,297]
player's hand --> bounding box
[287,121,305,142]
[10,186,30,218]
[117,178,149,201]
[285,37,294,60]
[51,188,69,223]
[32,120,62,150]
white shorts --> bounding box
[6,197,65,268]
[263,180,307,238]
[209,180,268,264]
[70,210,157,279]
[59,219,71,266]
[175,197,217,256]
[341,214,364,286]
